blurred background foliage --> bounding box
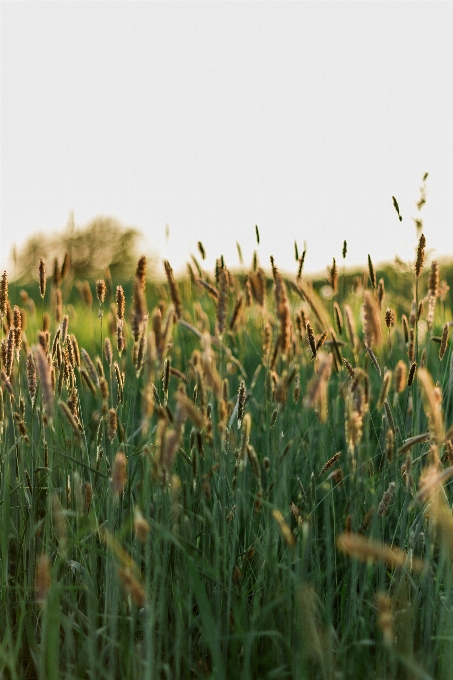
[13,212,155,283]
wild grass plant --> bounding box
[2,211,453,678]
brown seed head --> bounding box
[319,451,341,476]
[60,251,70,282]
[306,320,317,359]
[439,322,449,360]
[330,258,338,293]
[215,265,229,337]
[429,260,439,297]
[0,271,9,317]
[26,352,37,405]
[38,259,46,298]
[415,233,426,278]
[107,408,117,441]
[164,260,182,321]
[378,482,396,516]
[79,281,92,306]
[54,289,63,323]
[116,323,125,355]
[407,361,417,387]
[116,285,125,321]
[334,302,343,335]
[385,308,395,329]
[136,255,147,292]
[237,380,246,428]
[367,254,376,289]
[377,278,385,309]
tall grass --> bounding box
[1,220,453,679]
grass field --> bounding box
[2,227,453,679]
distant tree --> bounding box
[14,212,151,282]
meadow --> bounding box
[1,219,453,679]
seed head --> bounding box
[38,259,46,298]
[116,285,125,322]
[96,279,106,305]
[439,322,449,360]
[429,260,439,297]
[26,352,37,405]
[136,255,146,292]
[112,451,127,496]
[415,233,426,278]
[378,482,396,517]
[164,260,182,321]
[237,381,246,428]
[107,408,118,441]
[0,271,8,317]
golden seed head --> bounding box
[99,376,109,401]
[96,279,106,305]
[134,507,150,543]
[272,509,295,547]
[81,348,99,386]
[104,337,113,366]
[376,592,393,646]
[118,568,145,608]
[363,291,382,348]
[85,482,92,513]
[112,451,127,496]
[393,360,407,393]
[35,554,51,603]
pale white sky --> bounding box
[1,1,452,279]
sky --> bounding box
[1,1,452,280]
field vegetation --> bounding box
[2,189,453,679]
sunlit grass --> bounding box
[2,197,453,679]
